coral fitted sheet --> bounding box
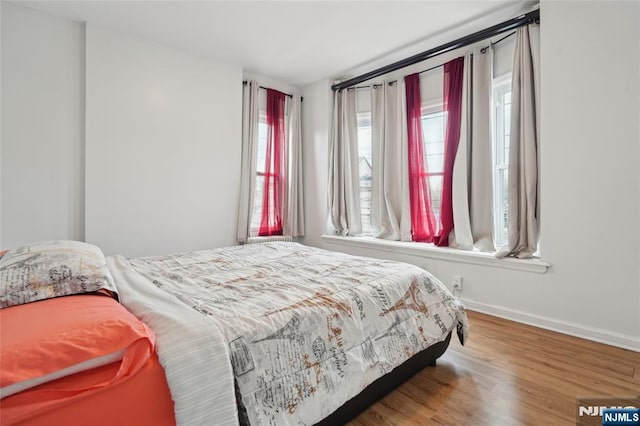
[0,295,175,425]
[1,353,175,425]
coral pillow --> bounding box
[0,295,155,399]
[0,240,118,309]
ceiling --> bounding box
[14,1,535,87]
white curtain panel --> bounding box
[396,79,413,242]
[284,94,305,237]
[237,81,260,243]
[496,24,540,259]
[469,47,496,252]
[328,89,362,235]
[451,48,495,251]
[450,52,474,250]
[371,83,406,240]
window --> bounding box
[250,119,268,234]
[421,108,447,225]
[241,85,303,242]
[357,113,373,234]
[356,107,447,235]
[492,75,512,247]
[354,74,513,250]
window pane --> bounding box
[357,116,373,235]
[251,120,269,236]
[250,175,264,235]
[425,140,444,155]
[428,175,443,226]
[427,154,444,173]
[256,122,268,173]
[498,168,509,246]
[422,111,446,228]
[358,127,372,164]
[423,114,445,141]
[493,81,512,248]
[503,95,511,162]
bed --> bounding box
[0,241,468,425]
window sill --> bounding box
[321,235,550,274]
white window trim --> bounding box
[356,112,373,236]
[492,72,512,248]
[321,234,550,274]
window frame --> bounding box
[250,116,269,236]
[420,103,447,224]
[492,73,512,248]
[356,112,373,235]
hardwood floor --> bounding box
[349,311,640,426]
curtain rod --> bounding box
[348,31,516,91]
[242,80,293,98]
[349,62,444,90]
[332,9,539,91]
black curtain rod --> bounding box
[332,9,539,91]
[242,80,293,98]
[348,62,446,90]
[348,31,516,90]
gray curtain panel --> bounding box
[371,83,406,240]
[451,48,495,251]
[328,89,362,235]
[469,47,497,252]
[284,95,305,238]
[237,81,260,243]
[450,52,475,250]
[496,24,540,259]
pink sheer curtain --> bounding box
[258,89,286,236]
[435,57,465,246]
[405,73,437,242]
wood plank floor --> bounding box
[349,311,640,426]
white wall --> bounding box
[1,3,85,248]
[1,4,244,257]
[301,79,332,248]
[303,1,640,350]
[537,0,639,345]
[85,25,242,257]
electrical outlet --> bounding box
[453,275,463,292]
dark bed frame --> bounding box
[315,332,453,425]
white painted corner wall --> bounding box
[1,3,85,248]
[301,79,332,248]
[302,1,640,350]
[85,25,242,257]
[1,3,243,256]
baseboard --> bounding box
[461,298,640,353]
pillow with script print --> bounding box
[0,240,118,309]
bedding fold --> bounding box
[107,256,239,426]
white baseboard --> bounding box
[461,298,640,353]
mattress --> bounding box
[1,352,175,426]
[0,294,174,425]
[110,242,468,425]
